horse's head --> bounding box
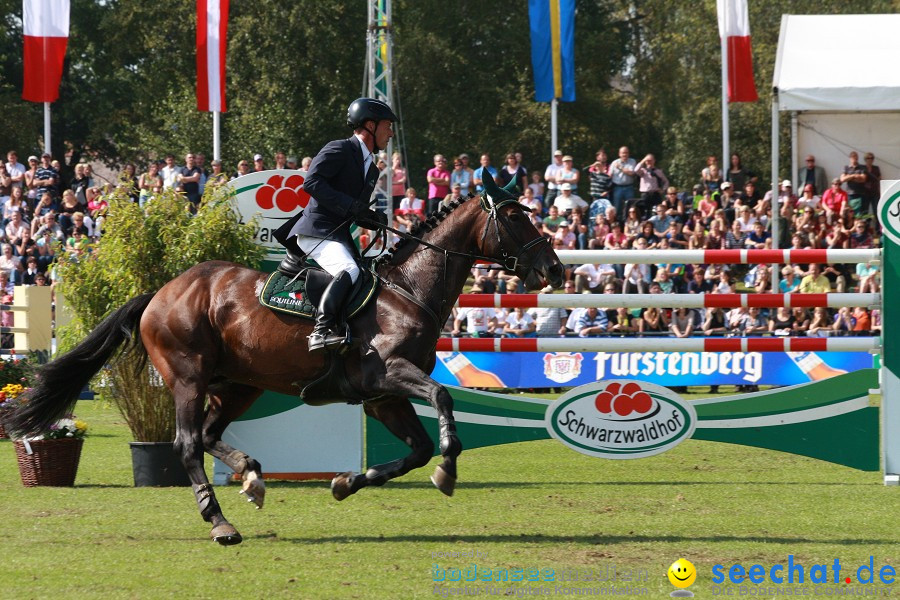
[479,175,564,289]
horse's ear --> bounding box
[502,178,518,195]
[481,170,501,205]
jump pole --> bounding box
[436,337,878,353]
[553,248,880,265]
[456,293,878,310]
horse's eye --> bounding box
[509,212,522,222]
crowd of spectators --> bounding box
[1,143,885,346]
[407,147,885,341]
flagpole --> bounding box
[721,2,729,174]
[550,98,558,161]
[213,110,221,161]
[43,102,51,156]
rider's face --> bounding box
[374,119,394,150]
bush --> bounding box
[56,183,264,441]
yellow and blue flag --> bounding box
[528,0,575,102]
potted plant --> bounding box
[11,401,89,487]
[56,183,263,486]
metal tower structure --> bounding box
[364,0,397,217]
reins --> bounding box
[369,194,551,333]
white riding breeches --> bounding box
[294,235,360,283]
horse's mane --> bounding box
[380,194,473,266]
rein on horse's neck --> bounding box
[379,197,484,327]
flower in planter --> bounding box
[31,415,89,440]
[0,384,28,428]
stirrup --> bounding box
[308,329,348,354]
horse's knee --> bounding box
[175,433,203,465]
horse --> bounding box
[8,175,564,545]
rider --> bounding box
[273,98,395,354]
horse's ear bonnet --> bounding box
[481,168,518,207]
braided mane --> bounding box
[380,194,474,265]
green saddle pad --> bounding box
[259,269,379,320]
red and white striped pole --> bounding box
[553,249,880,265]
[456,293,878,310]
[435,337,879,353]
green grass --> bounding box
[1,398,897,599]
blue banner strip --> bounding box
[528,0,576,102]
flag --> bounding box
[717,0,758,103]
[528,0,575,103]
[22,0,70,103]
[196,0,228,112]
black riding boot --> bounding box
[308,271,353,354]
[277,248,306,276]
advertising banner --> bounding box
[431,350,873,388]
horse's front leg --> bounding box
[331,397,434,500]
[375,359,462,496]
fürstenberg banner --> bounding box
[431,350,872,388]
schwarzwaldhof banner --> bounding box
[528,0,575,102]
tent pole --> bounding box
[790,111,798,191]
[771,96,780,285]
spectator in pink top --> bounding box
[821,178,848,224]
[426,154,450,216]
[390,152,407,213]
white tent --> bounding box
[771,14,900,245]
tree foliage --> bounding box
[628,0,895,186]
[0,0,895,191]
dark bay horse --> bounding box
[8,177,564,545]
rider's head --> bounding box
[347,98,397,152]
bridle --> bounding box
[476,194,550,272]
[374,194,550,276]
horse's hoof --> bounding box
[331,471,355,501]
[210,523,243,546]
[430,465,456,497]
[240,478,266,510]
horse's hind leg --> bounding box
[331,397,434,501]
[167,376,242,545]
[203,382,266,508]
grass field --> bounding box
[1,396,898,599]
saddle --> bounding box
[258,253,379,404]
[258,262,378,321]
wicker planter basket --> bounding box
[14,437,84,487]
[0,420,7,439]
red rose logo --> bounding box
[255,174,310,212]
[594,382,653,416]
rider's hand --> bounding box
[356,207,388,228]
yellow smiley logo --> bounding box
[668,558,697,588]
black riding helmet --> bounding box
[346,97,398,129]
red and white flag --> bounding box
[22,0,70,103]
[196,0,228,112]
[717,0,758,103]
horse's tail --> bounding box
[6,292,155,437]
